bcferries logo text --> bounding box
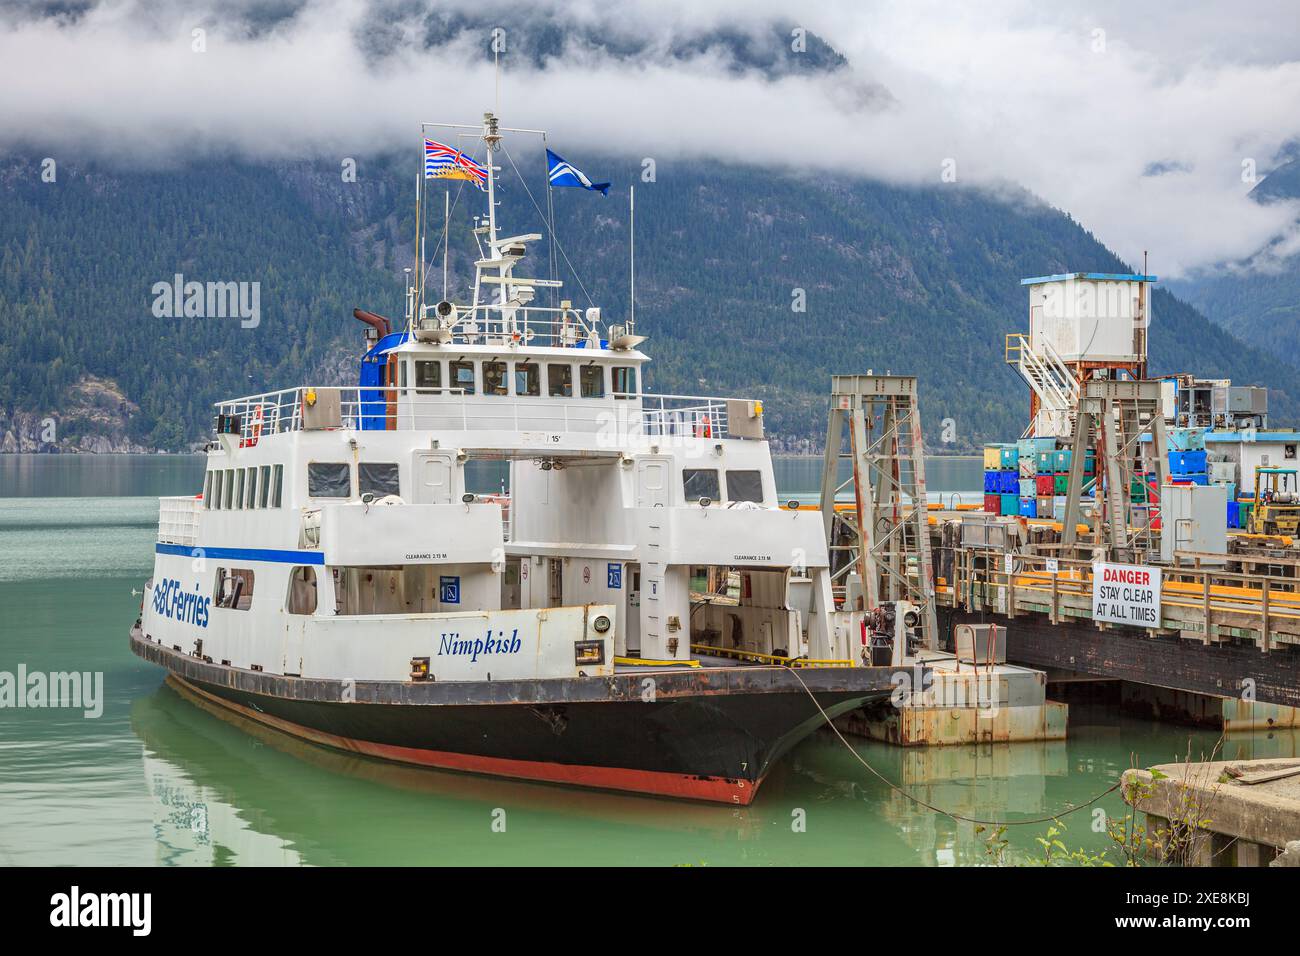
[152,577,210,628]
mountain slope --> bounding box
[1168,157,1300,366]
[1,155,1294,452]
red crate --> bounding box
[984,494,1000,514]
[1035,475,1054,496]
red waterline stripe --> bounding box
[172,677,760,805]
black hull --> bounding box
[131,628,909,803]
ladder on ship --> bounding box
[820,374,939,651]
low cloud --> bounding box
[2,0,1298,277]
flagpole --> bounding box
[629,184,635,336]
[442,190,450,302]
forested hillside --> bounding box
[1,153,1295,452]
[1169,157,1300,369]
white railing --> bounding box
[215,388,745,443]
[416,303,608,349]
[158,496,201,546]
[636,394,730,439]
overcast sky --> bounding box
[2,0,1298,278]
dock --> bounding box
[1123,758,1300,866]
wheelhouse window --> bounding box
[246,466,259,508]
[308,462,352,498]
[223,469,235,509]
[683,469,720,503]
[514,362,540,397]
[259,465,271,508]
[726,469,764,504]
[212,471,223,510]
[450,360,476,395]
[415,360,442,394]
[359,462,401,499]
[234,469,246,509]
[203,472,213,509]
[612,366,638,397]
[580,364,605,399]
[214,567,255,611]
[483,360,508,396]
[548,363,573,397]
[272,464,284,507]
[287,567,317,615]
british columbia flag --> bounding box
[424,139,488,190]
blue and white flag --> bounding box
[546,149,610,196]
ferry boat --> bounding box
[131,112,905,804]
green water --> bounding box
[2,454,1296,866]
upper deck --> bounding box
[214,341,766,448]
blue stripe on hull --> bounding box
[155,543,325,564]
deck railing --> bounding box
[214,387,743,444]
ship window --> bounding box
[246,467,259,508]
[726,470,764,503]
[308,462,352,498]
[483,361,509,396]
[612,366,638,397]
[223,469,235,510]
[203,472,213,509]
[548,363,573,397]
[580,364,605,399]
[359,462,401,498]
[399,359,408,389]
[450,360,476,395]
[236,469,247,509]
[212,471,223,510]
[214,567,255,611]
[514,362,540,396]
[259,465,271,508]
[415,360,442,394]
[287,566,317,615]
[683,468,720,503]
[272,464,284,508]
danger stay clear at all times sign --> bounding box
[1092,562,1162,627]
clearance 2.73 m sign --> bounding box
[1092,562,1162,627]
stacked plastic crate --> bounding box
[983,443,1020,515]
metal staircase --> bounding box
[1005,333,1079,436]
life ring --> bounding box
[248,405,264,447]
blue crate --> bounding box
[1000,494,1019,516]
[1169,450,1208,475]
[1019,497,1037,518]
[1000,446,1020,470]
[984,470,1000,493]
[1227,501,1240,529]
[1169,428,1207,451]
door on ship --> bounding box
[411,451,455,504]
[635,458,670,509]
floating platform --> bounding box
[838,650,1068,746]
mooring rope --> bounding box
[786,666,1122,827]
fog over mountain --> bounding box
[2,0,1300,278]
